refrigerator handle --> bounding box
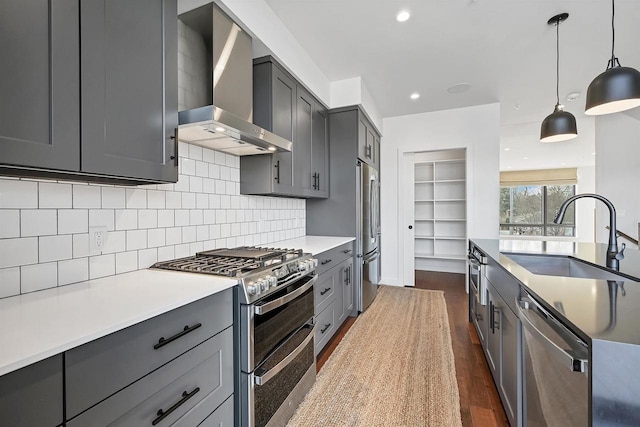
[369,177,375,240]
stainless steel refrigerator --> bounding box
[359,161,380,311]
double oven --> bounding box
[152,246,318,427]
[468,244,488,344]
[239,268,318,427]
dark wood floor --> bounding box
[316,271,509,427]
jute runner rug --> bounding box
[287,285,462,427]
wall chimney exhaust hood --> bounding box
[177,3,292,155]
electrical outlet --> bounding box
[89,226,108,254]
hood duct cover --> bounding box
[177,3,292,155]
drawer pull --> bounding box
[321,259,332,265]
[320,287,331,296]
[152,387,200,425]
[342,249,351,254]
[153,323,202,350]
[320,323,332,334]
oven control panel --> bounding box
[246,258,317,296]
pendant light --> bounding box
[585,0,640,115]
[540,13,578,143]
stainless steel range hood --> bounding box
[177,3,292,155]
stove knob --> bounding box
[247,283,258,295]
[313,259,318,268]
[267,276,277,288]
[259,279,269,292]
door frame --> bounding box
[397,145,472,287]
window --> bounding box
[500,185,575,236]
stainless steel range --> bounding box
[153,247,318,427]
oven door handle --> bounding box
[254,324,316,386]
[254,275,318,315]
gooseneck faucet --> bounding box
[553,193,625,270]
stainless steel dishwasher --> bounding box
[517,291,589,426]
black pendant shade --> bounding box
[540,13,577,143]
[541,104,578,143]
[585,0,640,115]
[585,65,640,115]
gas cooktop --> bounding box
[152,246,317,303]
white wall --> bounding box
[595,112,640,248]
[329,77,383,131]
[0,143,305,299]
[380,103,501,286]
[576,166,596,242]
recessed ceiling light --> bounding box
[566,92,581,101]
[447,83,471,94]
[215,127,225,132]
[592,152,596,155]
[523,157,529,160]
[506,166,512,169]
[504,148,511,151]
[410,93,420,100]
[561,162,566,166]
[396,10,411,22]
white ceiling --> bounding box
[263,0,640,128]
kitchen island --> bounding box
[471,238,640,426]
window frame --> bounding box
[500,184,576,237]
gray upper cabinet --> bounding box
[241,56,328,198]
[80,0,178,183]
[0,0,178,184]
[0,0,80,172]
[356,111,380,168]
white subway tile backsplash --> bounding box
[102,187,126,209]
[175,210,189,226]
[0,179,38,208]
[138,248,158,268]
[166,191,182,209]
[89,254,115,279]
[138,210,158,229]
[126,230,147,251]
[73,185,101,208]
[125,188,147,208]
[103,231,126,254]
[58,210,89,234]
[147,190,166,209]
[157,246,175,262]
[39,235,72,262]
[21,210,57,236]
[115,251,138,274]
[166,227,182,245]
[89,209,115,231]
[58,258,89,286]
[0,210,20,238]
[148,229,166,248]
[39,182,72,208]
[0,143,306,296]
[0,267,20,298]
[115,210,138,230]
[72,234,90,258]
[21,262,57,293]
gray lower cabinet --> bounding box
[314,243,355,356]
[0,0,178,184]
[241,56,328,198]
[485,279,520,427]
[0,355,63,427]
[65,289,234,426]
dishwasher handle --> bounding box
[517,298,588,374]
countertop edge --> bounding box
[270,235,356,255]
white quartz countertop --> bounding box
[0,269,236,376]
[271,235,355,255]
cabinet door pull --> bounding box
[321,259,332,265]
[489,302,495,334]
[320,287,331,296]
[274,161,280,184]
[152,387,200,425]
[170,128,178,166]
[320,323,332,334]
[153,323,202,350]
[342,249,351,254]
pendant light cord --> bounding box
[609,0,620,68]
[556,19,560,105]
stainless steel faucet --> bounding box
[553,193,626,270]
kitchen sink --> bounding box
[502,253,640,282]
